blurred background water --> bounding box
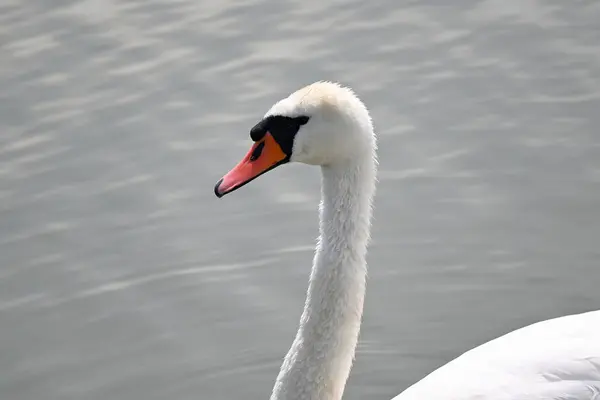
[1,0,600,399]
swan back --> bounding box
[394,310,600,400]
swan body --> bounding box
[214,81,600,400]
[395,310,600,400]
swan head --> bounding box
[214,81,375,198]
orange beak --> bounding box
[214,132,289,198]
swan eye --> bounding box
[297,116,310,126]
[248,115,309,157]
[268,116,310,135]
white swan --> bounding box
[214,81,600,400]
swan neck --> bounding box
[270,155,376,400]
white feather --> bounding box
[240,81,600,400]
[395,310,600,400]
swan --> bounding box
[214,81,600,400]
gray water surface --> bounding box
[1,1,600,399]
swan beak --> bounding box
[214,132,288,198]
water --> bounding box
[1,0,600,399]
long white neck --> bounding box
[270,151,377,400]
